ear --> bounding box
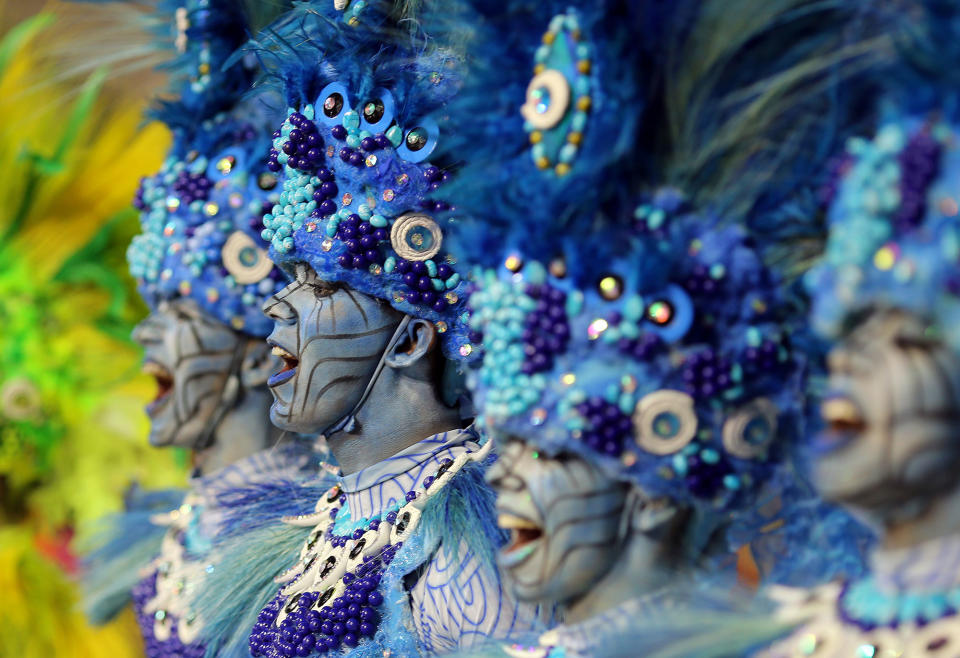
[384,318,437,371]
[622,486,678,537]
[240,339,279,388]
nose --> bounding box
[262,289,296,324]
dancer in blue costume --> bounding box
[81,3,329,657]
[760,82,960,658]
[422,0,904,655]
[187,2,542,656]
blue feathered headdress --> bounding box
[128,94,287,337]
[806,110,960,349]
[468,199,804,517]
[251,1,475,360]
[124,0,293,336]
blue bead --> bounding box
[367,591,383,606]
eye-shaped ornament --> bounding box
[633,390,698,455]
[358,88,396,133]
[521,69,570,131]
[222,231,274,284]
[390,213,443,261]
[316,82,352,126]
[396,117,439,163]
[722,397,778,459]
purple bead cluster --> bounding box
[576,397,632,457]
[742,338,788,378]
[331,127,392,170]
[683,451,734,498]
[613,310,664,360]
[683,264,722,297]
[331,214,388,273]
[249,545,398,657]
[521,284,570,374]
[681,350,732,400]
[895,127,942,229]
[419,166,452,214]
[269,113,325,174]
[309,167,339,217]
[131,572,206,658]
[172,170,213,205]
[397,259,456,313]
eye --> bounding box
[644,284,693,343]
[396,117,439,163]
[520,69,571,131]
[316,82,352,126]
[722,398,779,459]
[632,390,698,455]
[222,231,274,284]
[358,89,395,133]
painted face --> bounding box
[815,309,960,517]
[262,263,402,434]
[485,437,629,605]
[132,298,245,448]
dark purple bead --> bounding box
[343,633,359,647]
[367,591,384,606]
[417,276,432,291]
[432,299,447,313]
[317,167,334,181]
[422,291,437,305]
[339,148,352,162]
[349,152,364,167]
[331,125,348,140]
[404,491,417,502]
[437,263,453,279]
[375,134,392,149]
[361,137,378,151]
[385,511,398,524]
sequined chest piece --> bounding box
[132,494,210,657]
[248,442,491,656]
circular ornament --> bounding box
[390,213,443,262]
[633,390,698,455]
[521,69,570,130]
[722,397,778,459]
[221,231,273,284]
[0,377,40,421]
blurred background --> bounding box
[0,1,191,654]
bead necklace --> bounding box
[249,440,492,657]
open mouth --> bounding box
[812,395,865,454]
[143,360,173,416]
[268,344,299,387]
[497,513,543,566]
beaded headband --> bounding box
[128,98,287,337]
[805,113,960,349]
[467,196,805,511]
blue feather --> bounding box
[78,487,186,625]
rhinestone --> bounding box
[587,318,608,339]
[598,274,623,300]
[621,374,638,393]
[216,155,235,174]
[435,321,448,333]
[163,222,177,236]
[342,193,353,206]
[230,317,245,330]
[206,288,219,302]
[306,222,317,233]
[561,373,576,386]
[326,145,335,157]
[393,291,406,303]
[504,254,523,272]
[530,408,547,425]
[444,292,459,304]
[396,173,409,186]
[369,263,382,275]
[178,281,192,295]
[161,268,173,281]
[459,344,473,357]
[321,238,333,251]
[165,196,180,211]
[549,257,567,278]
[155,610,167,621]
[365,154,378,167]
[382,189,395,202]
[228,193,243,208]
[204,202,219,216]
